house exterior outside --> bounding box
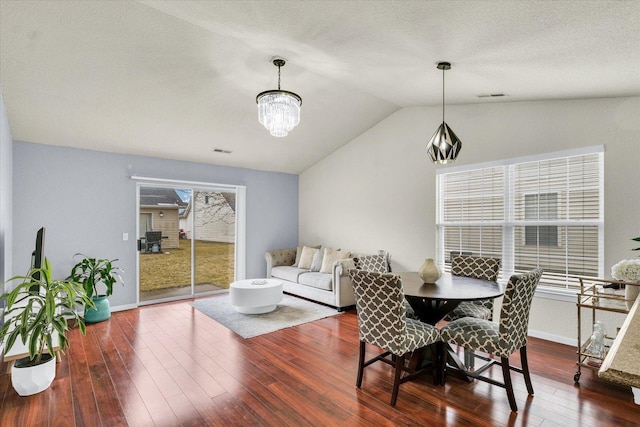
[180,191,235,244]
[139,187,188,250]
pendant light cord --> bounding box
[442,66,445,123]
[278,64,281,90]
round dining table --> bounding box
[399,271,504,376]
[400,271,504,325]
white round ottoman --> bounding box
[229,279,283,314]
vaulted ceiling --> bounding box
[1,1,639,174]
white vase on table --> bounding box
[418,258,442,283]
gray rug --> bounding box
[190,294,342,338]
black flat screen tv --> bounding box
[30,227,46,287]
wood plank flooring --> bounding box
[1,295,638,426]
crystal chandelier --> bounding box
[256,58,302,137]
[427,62,462,163]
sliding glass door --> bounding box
[136,181,244,304]
[192,190,236,294]
[138,185,192,302]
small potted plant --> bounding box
[0,259,94,396]
[69,254,124,323]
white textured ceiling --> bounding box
[1,1,639,174]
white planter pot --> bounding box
[11,354,56,396]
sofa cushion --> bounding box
[298,272,333,291]
[293,246,302,266]
[298,246,319,269]
[320,249,351,274]
[293,245,320,267]
[311,247,325,272]
[271,266,309,283]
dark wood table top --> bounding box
[399,271,504,302]
[400,271,505,375]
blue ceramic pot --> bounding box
[84,295,111,323]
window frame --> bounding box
[436,145,604,295]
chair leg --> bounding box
[390,354,404,406]
[434,342,443,385]
[464,348,475,369]
[440,342,448,385]
[520,346,534,395]
[356,341,365,388]
[501,357,518,412]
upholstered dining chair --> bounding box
[354,254,418,320]
[444,255,501,367]
[354,254,390,273]
[439,269,543,412]
[348,269,442,406]
[445,255,502,322]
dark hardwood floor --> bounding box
[1,295,638,426]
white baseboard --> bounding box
[110,304,137,313]
[529,328,576,347]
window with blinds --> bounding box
[436,148,603,289]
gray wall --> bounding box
[13,141,298,308]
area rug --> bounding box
[190,294,342,338]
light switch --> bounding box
[123,233,129,241]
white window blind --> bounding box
[436,147,603,289]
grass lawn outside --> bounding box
[140,239,235,292]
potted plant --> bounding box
[0,259,94,396]
[69,254,124,323]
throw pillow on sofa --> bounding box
[311,247,325,272]
[310,246,342,271]
[298,246,319,269]
[320,248,351,274]
[292,244,320,267]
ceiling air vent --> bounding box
[477,93,507,98]
[212,148,232,154]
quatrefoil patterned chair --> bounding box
[354,254,418,320]
[349,269,441,406]
[445,255,501,322]
[444,255,501,368]
[354,254,389,273]
[440,269,543,412]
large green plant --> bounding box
[69,254,124,298]
[633,236,640,254]
[0,259,95,365]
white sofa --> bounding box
[265,248,358,311]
